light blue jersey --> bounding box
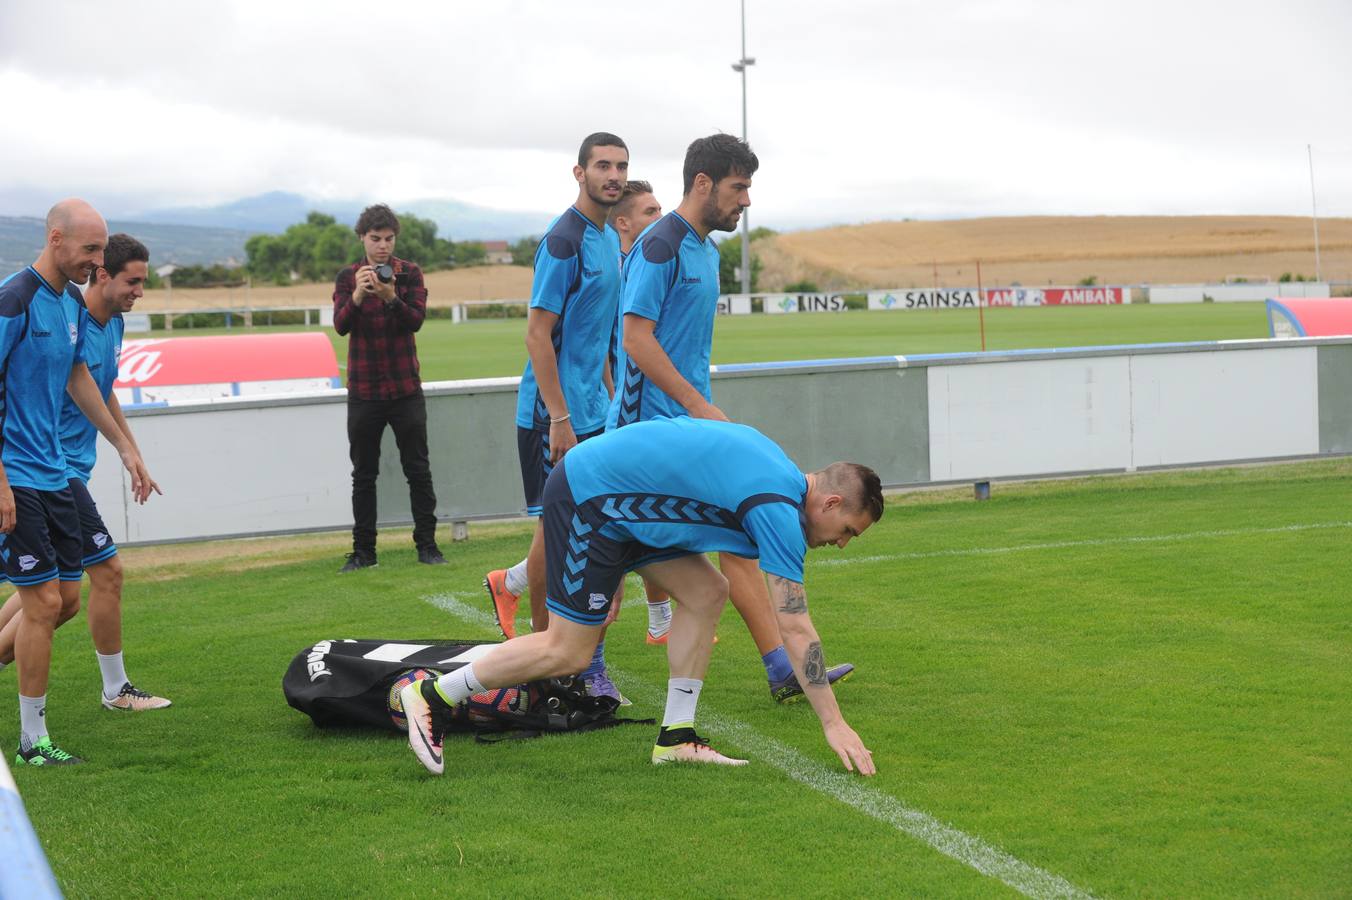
[607,212,721,429]
[515,208,621,435]
[0,268,89,491]
[60,304,123,483]
[563,417,809,581]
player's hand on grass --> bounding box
[689,400,729,422]
[549,417,578,463]
[0,485,14,534]
[824,720,876,776]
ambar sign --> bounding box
[986,287,1126,306]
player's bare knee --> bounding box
[695,571,730,608]
[21,590,62,627]
[90,557,123,594]
[543,633,599,676]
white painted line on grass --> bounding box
[814,520,1352,567]
[421,592,1097,900]
[424,592,501,630]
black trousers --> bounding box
[347,391,439,555]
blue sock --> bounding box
[762,645,793,683]
[582,640,606,679]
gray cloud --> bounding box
[2,0,1350,224]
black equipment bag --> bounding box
[283,638,642,739]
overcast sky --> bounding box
[3,0,1350,229]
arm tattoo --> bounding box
[773,577,808,615]
[803,641,828,686]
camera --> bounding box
[374,263,395,284]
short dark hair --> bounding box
[816,462,885,522]
[355,204,400,237]
[612,180,654,219]
[682,133,759,195]
[101,233,149,279]
[578,132,628,168]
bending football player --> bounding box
[402,417,881,775]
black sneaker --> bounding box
[15,736,83,766]
[417,546,448,565]
[339,552,378,573]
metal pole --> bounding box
[733,0,755,296]
[1308,144,1322,283]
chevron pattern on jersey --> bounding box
[615,359,644,427]
[540,432,554,479]
[584,493,740,531]
[561,512,594,596]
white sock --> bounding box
[504,558,529,596]
[19,693,48,748]
[647,599,673,637]
[97,650,130,699]
[662,678,703,727]
[434,663,485,707]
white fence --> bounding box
[87,337,1352,545]
[1147,283,1329,304]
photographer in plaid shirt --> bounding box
[333,204,446,572]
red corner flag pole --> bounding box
[976,259,987,352]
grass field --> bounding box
[170,301,1276,383]
[9,460,1351,896]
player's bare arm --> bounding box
[622,314,727,421]
[108,392,162,498]
[67,362,150,503]
[0,461,13,534]
[766,573,876,775]
[524,307,576,463]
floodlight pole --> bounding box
[1307,144,1322,283]
[732,0,755,295]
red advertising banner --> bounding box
[116,332,339,388]
[985,287,1127,307]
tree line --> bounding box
[152,214,775,291]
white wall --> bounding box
[1148,283,1329,303]
[928,358,1134,480]
[1127,347,1319,467]
[86,339,1343,545]
[90,396,350,544]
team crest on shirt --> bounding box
[69,322,79,344]
[18,555,38,572]
[93,533,109,549]
[587,592,607,610]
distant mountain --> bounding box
[0,216,253,275]
[130,191,553,242]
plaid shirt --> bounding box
[333,256,427,400]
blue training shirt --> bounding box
[607,212,721,429]
[59,301,123,483]
[515,208,621,435]
[564,417,810,582]
[0,267,89,491]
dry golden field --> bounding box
[139,216,1352,310]
[137,265,534,312]
[757,215,1352,290]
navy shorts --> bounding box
[70,478,117,568]
[0,486,83,586]
[541,461,690,626]
[517,425,603,517]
